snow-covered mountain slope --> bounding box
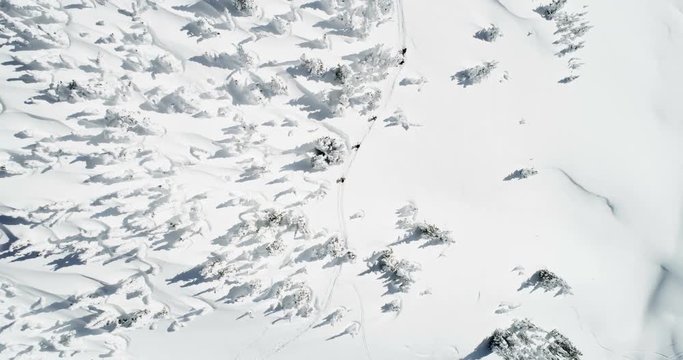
[1,0,682,359]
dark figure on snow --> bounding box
[398,47,407,65]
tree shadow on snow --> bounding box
[173,0,239,18]
[189,54,242,70]
[300,1,331,12]
[325,330,349,341]
[288,95,334,120]
[280,158,312,173]
[388,232,447,249]
[462,336,493,360]
[167,265,207,287]
[0,215,41,261]
[48,252,85,270]
[451,70,476,87]
[313,19,354,37]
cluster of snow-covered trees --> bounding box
[324,0,394,39]
[0,0,69,51]
[294,45,402,116]
[535,0,591,82]
[366,248,420,293]
[38,78,133,104]
[395,203,455,246]
[489,319,582,360]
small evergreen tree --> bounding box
[535,0,567,20]
[234,0,256,16]
[474,24,502,42]
[453,61,497,87]
[311,136,347,170]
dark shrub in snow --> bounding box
[559,75,579,84]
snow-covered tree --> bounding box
[268,15,291,35]
[489,319,582,360]
[413,222,454,244]
[395,203,454,246]
[325,87,352,116]
[453,61,497,87]
[381,299,401,313]
[300,54,326,78]
[181,18,219,41]
[349,45,402,82]
[104,109,164,136]
[311,136,347,170]
[200,259,236,282]
[333,0,394,38]
[474,24,502,42]
[503,168,538,181]
[535,0,567,20]
[366,249,420,293]
[383,109,420,130]
[257,76,288,97]
[520,269,573,296]
[146,87,198,114]
[148,55,180,77]
[44,80,96,103]
[333,64,353,84]
[233,0,256,16]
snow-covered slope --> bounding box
[1,0,682,359]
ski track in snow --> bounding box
[353,283,373,360]
[265,0,407,354]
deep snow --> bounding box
[1,0,683,359]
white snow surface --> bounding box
[1,0,683,359]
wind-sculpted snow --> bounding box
[0,0,407,356]
[0,0,678,359]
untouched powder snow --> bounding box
[1,0,683,359]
